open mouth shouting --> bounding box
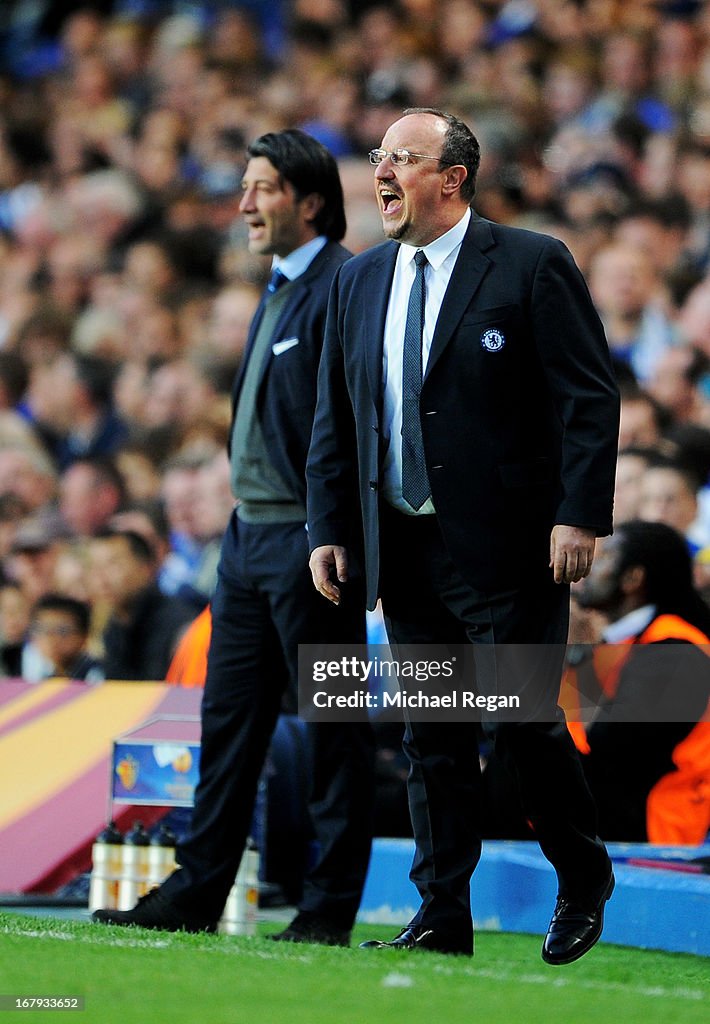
[379,187,403,219]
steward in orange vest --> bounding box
[165,606,211,687]
[571,520,710,843]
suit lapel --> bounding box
[254,284,310,391]
[364,243,398,405]
[232,242,341,412]
[425,216,495,380]
[228,284,309,434]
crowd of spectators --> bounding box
[3,0,710,683]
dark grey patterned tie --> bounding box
[401,249,431,510]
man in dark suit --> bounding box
[93,129,373,946]
[307,109,620,964]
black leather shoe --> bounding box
[92,889,217,933]
[360,925,473,956]
[268,912,350,947]
[542,872,615,965]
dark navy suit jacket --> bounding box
[307,215,621,609]
[229,240,352,507]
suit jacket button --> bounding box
[369,481,378,491]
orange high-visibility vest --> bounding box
[165,606,211,687]
[567,614,710,844]
[638,616,710,844]
[564,643,632,754]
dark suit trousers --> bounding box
[378,506,609,945]
[161,512,374,926]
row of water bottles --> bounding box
[88,820,259,935]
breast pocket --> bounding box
[458,304,523,374]
[459,303,521,328]
[267,336,315,410]
[272,336,300,356]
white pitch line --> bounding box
[0,922,314,962]
[431,962,705,1001]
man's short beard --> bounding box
[385,218,411,242]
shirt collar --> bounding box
[603,604,657,643]
[399,209,471,272]
[272,236,327,281]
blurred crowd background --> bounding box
[2,0,710,681]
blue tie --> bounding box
[267,267,288,294]
[401,250,430,511]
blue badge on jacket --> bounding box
[480,328,505,352]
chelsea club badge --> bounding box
[480,328,505,352]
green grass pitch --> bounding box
[0,913,707,1024]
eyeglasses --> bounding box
[368,148,450,167]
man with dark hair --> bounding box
[93,129,374,946]
[28,593,104,682]
[88,528,194,681]
[245,129,348,241]
[54,354,128,470]
[573,520,710,843]
[307,108,620,963]
[637,454,702,553]
[59,455,126,537]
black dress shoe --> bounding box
[92,889,217,933]
[268,912,350,947]
[542,872,615,966]
[360,925,473,956]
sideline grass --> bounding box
[0,912,707,1024]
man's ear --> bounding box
[620,564,646,596]
[441,165,468,197]
[300,192,325,224]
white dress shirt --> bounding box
[382,209,471,514]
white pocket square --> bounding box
[272,337,299,356]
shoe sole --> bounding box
[541,872,615,966]
[359,939,473,956]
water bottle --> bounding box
[219,838,259,936]
[147,824,177,888]
[88,822,124,911]
[118,821,150,910]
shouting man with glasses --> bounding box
[307,108,620,963]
